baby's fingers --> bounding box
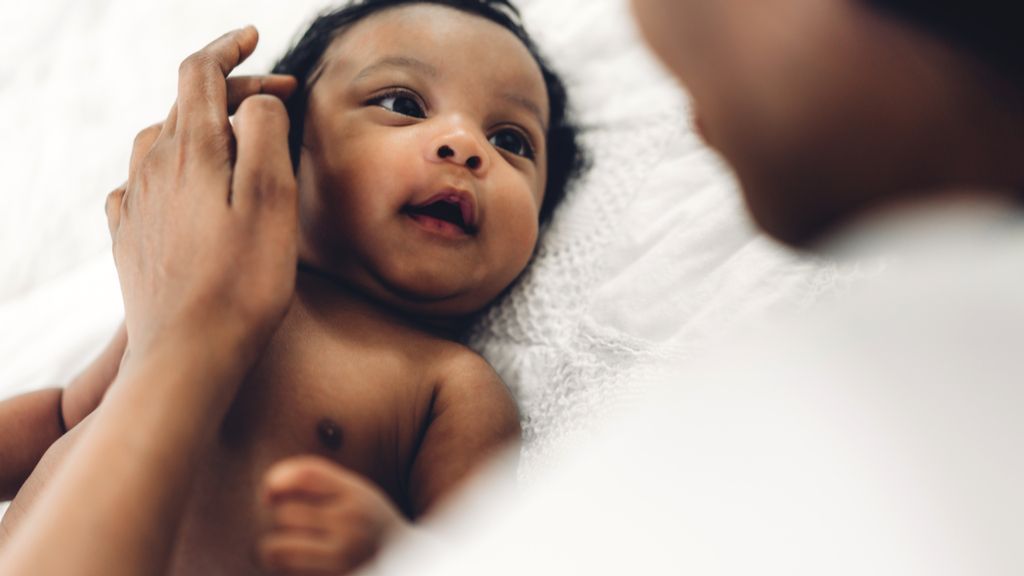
[257,533,352,576]
[270,500,332,534]
[263,456,351,502]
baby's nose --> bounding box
[437,145,480,170]
[428,131,489,175]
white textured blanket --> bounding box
[0,0,840,489]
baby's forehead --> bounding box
[314,5,549,109]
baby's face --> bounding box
[295,4,549,317]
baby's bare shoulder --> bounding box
[404,345,520,514]
[433,345,517,415]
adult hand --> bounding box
[0,30,302,576]
[105,26,299,369]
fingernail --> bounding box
[231,25,257,39]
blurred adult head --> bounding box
[631,0,1024,246]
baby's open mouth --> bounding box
[404,194,477,235]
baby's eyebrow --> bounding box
[502,92,548,133]
[353,56,440,82]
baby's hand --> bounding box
[258,456,408,575]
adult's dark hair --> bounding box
[272,0,586,224]
[862,0,1023,87]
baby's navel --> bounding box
[316,418,344,451]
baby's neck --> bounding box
[293,264,466,342]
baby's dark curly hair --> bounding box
[273,0,587,224]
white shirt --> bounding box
[365,197,1024,575]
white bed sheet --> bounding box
[0,0,842,495]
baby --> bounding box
[0,1,583,574]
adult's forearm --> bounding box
[0,389,64,501]
[0,24,301,576]
[0,325,127,502]
[61,322,128,430]
[0,336,253,576]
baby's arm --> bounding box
[405,352,521,514]
[258,456,407,575]
[0,323,126,500]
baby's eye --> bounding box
[369,91,426,119]
[490,129,534,160]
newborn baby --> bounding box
[0,1,583,574]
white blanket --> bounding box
[0,0,841,489]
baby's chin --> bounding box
[368,278,500,321]
[298,240,510,321]
[340,263,502,320]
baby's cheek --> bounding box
[490,206,539,282]
[509,199,541,253]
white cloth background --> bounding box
[0,0,843,522]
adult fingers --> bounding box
[161,75,295,138]
[226,74,298,114]
[105,183,126,240]
[176,26,259,137]
[230,94,296,214]
[162,101,178,139]
[129,123,164,180]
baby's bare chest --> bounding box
[171,334,439,573]
[225,334,437,497]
